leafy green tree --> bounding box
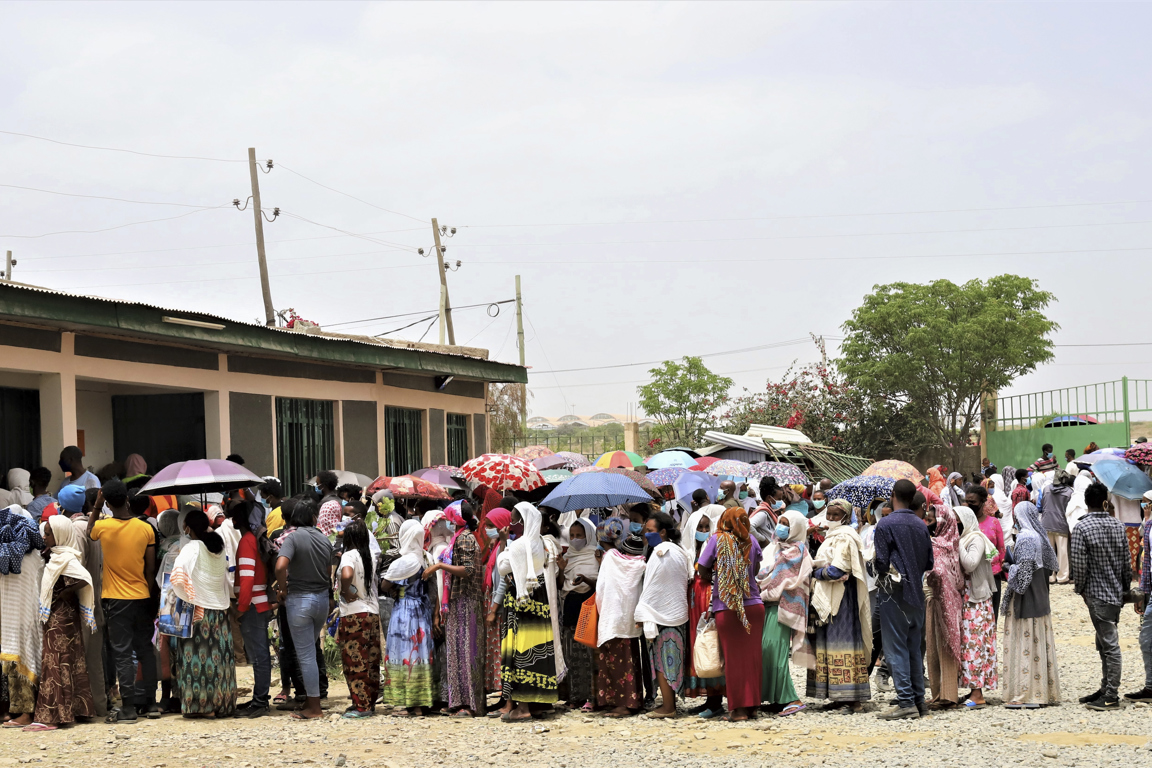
[838,275,1057,470]
[638,357,734,447]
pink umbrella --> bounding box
[140,459,262,496]
[532,455,570,471]
[410,468,464,490]
[461,454,547,492]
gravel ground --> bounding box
[1,584,1149,768]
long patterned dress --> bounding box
[176,608,237,716]
[382,574,436,709]
[959,586,998,691]
[33,577,95,725]
[804,578,871,702]
[485,581,505,694]
[445,534,486,712]
[501,574,557,704]
[560,590,596,706]
[597,638,642,709]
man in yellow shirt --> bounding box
[88,479,157,724]
[259,479,286,535]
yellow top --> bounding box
[91,517,155,600]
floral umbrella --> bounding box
[515,445,555,461]
[572,465,600,476]
[460,453,546,492]
[593,451,645,469]
[430,464,465,479]
[1125,443,1152,466]
[862,460,923,484]
[747,461,810,486]
[646,467,691,488]
[364,475,451,500]
[555,451,592,470]
[826,475,896,510]
[702,459,754,478]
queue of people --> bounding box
[0,441,1148,731]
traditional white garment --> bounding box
[0,506,45,685]
[633,542,690,639]
[541,533,568,682]
[170,539,231,611]
[560,518,599,596]
[216,517,242,592]
[679,508,715,576]
[1065,472,1092,530]
[4,469,33,508]
[594,548,646,646]
[385,519,430,581]
[809,524,872,658]
[39,515,95,629]
[990,475,1014,538]
[497,502,546,600]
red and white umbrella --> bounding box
[460,453,546,492]
[365,475,451,500]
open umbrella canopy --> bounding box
[312,470,376,489]
[589,467,662,500]
[702,459,754,478]
[747,461,810,486]
[515,445,555,461]
[645,451,699,470]
[541,471,654,513]
[1073,448,1130,467]
[365,475,451,500]
[532,455,570,471]
[827,475,896,510]
[692,456,720,471]
[1087,459,1152,500]
[141,459,263,496]
[664,447,702,458]
[461,453,547,492]
[862,460,923,484]
[646,466,691,488]
[673,470,721,504]
[1125,443,1152,466]
[554,451,592,470]
[409,468,465,490]
[593,450,645,469]
[540,469,573,484]
[429,464,465,479]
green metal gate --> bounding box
[446,414,469,467]
[276,398,335,495]
[385,406,423,477]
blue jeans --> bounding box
[1141,602,1152,690]
[877,588,926,709]
[239,608,272,705]
[286,592,329,699]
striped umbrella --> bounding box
[541,472,654,513]
[593,451,645,469]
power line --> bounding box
[22,247,413,274]
[0,205,229,239]
[458,199,1152,229]
[324,299,515,329]
[524,309,568,412]
[278,165,428,224]
[278,211,421,252]
[528,338,826,375]
[0,129,243,163]
[374,313,439,338]
[0,183,224,209]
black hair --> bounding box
[691,488,709,506]
[459,500,479,532]
[127,489,151,517]
[911,491,926,511]
[101,478,128,508]
[259,479,285,499]
[629,502,653,521]
[759,476,780,500]
[541,517,561,538]
[344,500,367,520]
[60,445,83,464]
[965,484,989,505]
[1084,481,1109,510]
[499,495,519,511]
[288,498,318,528]
[983,466,996,478]
[892,478,917,506]
[1015,468,1029,483]
[1065,448,1077,459]
[184,508,224,554]
[97,462,125,484]
[342,519,376,598]
[226,454,245,465]
[1041,443,1053,454]
[83,487,99,514]
[337,483,363,500]
[316,470,338,492]
[228,497,254,534]
[650,511,681,544]
[29,467,51,489]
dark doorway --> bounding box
[276,397,335,496]
[0,387,41,475]
[112,392,206,471]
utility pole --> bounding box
[248,147,276,326]
[516,274,526,432]
[3,251,13,281]
[431,218,455,345]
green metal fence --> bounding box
[492,431,653,460]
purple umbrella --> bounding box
[410,467,465,490]
[532,455,570,471]
[140,459,263,496]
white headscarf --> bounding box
[679,507,714,572]
[5,469,33,508]
[384,519,430,582]
[561,518,599,595]
[955,505,996,560]
[990,474,1015,537]
[498,502,545,599]
[39,514,95,629]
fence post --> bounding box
[1123,376,1131,444]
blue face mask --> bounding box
[644,531,663,548]
[485,527,498,540]
[771,500,785,512]
[775,523,791,540]
[445,522,456,532]
[813,500,825,510]
[629,522,644,534]
[695,531,709,543]
[340,499,347,507]
[738,491,749,500]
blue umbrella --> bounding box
[1086,459,1152,500]
[541,472,653,513]
[1073,448,1130,467]
[673,470,721,505]
[646,451,699,470]
[827,475,896,510]
[647,467,691,487]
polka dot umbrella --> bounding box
[460,453,547,493]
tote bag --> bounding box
[692,614,723,678]
[573,593,599,648]
[157,574,194,638]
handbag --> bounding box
[693,614,723,678]
[157,588,194,639]
[573,593,599,648]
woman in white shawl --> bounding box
[990,475,1015,542]
[680,507,725,715]
[635,512,690,717]
[593,530,648,717]
[955,505,998,708]
[557,517,599,711]
[381,518,437,716]
[495,502,564,721]
[0,504,45,728]
[28,515,96,730]
[805,499,872,712]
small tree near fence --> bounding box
[638,357,733,448]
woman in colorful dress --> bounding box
[26,514,95,731]
[557,517,599,712]
[594,533,647,717]
[955,505,998,708]
[925,505,964,711]
[336,519,381,718]
[483,508,513,706]
[635,512,690,718]
[757,509,811,717]
[382,518,437,716]
[681,507,726,717]
[169,508,237,718]
[806,499,872,712]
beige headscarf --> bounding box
[39,514,95,629]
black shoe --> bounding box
[144,704,162,720]
[1124,688,1152,702]
[241,704,269,719]
[107,706,138,724]
[1085,697,1120,711]
[1079,689,1104,704]
[916,700,928,718]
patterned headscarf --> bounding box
[715,507,752,630]
[927,505,964,662]
[1006,501,1059,598]
[596,517,624,547]
[1002,466,1017,495]
[483,508,512,590]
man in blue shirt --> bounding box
[58,445,100,492]
[873,478,935,719]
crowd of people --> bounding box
[0,439,1147,731]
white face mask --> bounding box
[824,520,843,532]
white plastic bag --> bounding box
[693,614,723,679]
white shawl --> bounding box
[216,517,242,592]
[385,519,431,582]
[498,502,545,600]
[633,542,690,639]
[560,518,599,596]
[679,508,714,577]
[542,534,568,683]
[38,515,95,629]
[1065,471,1092,530]
[594,548,646,646]
[809,524,872,659]
[170,539,231,611]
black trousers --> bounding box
[103,598,157,711]
[276,606,327,698]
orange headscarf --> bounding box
[716,506,751,562]
[927,467,946,498]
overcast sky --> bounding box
[3,2,1150,420]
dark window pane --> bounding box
[276,398,335,495]
[446,413,469,467]
[385,406,423,477]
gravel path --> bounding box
[1,585,1149,768]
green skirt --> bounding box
[176,608,237,716]
[760,604,799,705]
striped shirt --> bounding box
[236,532,271,613]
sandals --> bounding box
[778,703,806,717]
[273,693,290,706]
[698,707,723,719]
[450,710,475,718]
[22,723,56,732]
[580,702,595,713]
[342,709,374,719]
[964,700,987,710]
[647,710,678,719]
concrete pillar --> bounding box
[204,390,230,460]
[39,370,77,489]
[375,373,388,478]
[623,422,640,454]
[333,400,345,471]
